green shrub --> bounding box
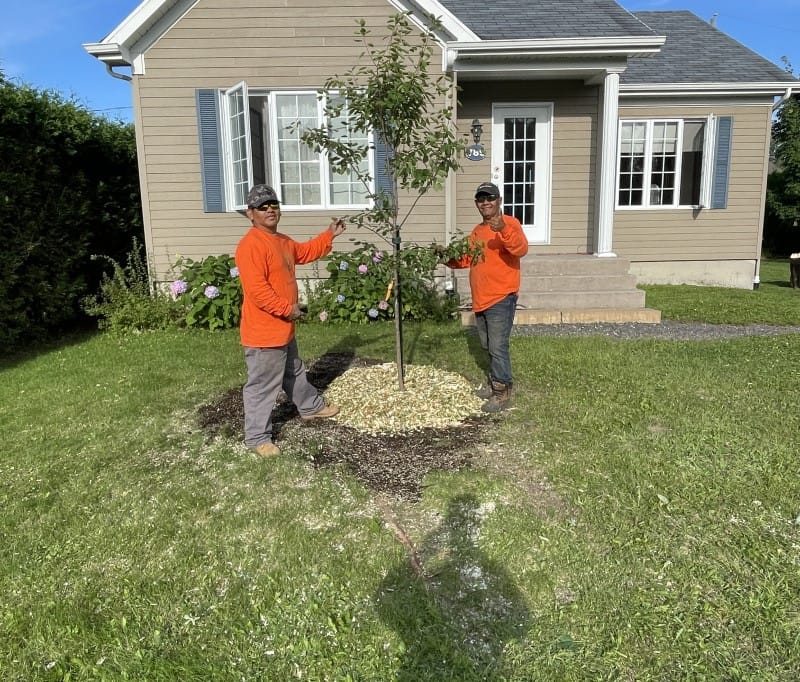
[0,78,142,351]
[172,254,242,331]
[82,239,180,334]
[306,242,459,324]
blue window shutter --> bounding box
[196,89,225,212]
[710,116,733,209]
[374,134,393,197]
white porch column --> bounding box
[596,70,621,257]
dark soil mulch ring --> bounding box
[197,352,492,500]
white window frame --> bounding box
[218,84,373,211]
[616,115,716,210]
[221,81,254,211]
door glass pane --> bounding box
[503,116,536,225]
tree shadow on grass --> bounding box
[376,494,530,680]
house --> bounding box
[84,0,798,322]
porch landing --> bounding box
[455,254,662,326]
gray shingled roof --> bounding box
[437,0,657,40]
[623,11,796,84]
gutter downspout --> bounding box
[772,86,793,113]
[105,63,132,82]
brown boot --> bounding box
[253,442,281,458]
[301,403,340,422]
[481,381,511,413]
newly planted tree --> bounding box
[301,12,464,388]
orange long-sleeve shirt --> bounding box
[447,214,528,313]
[235,226,333,347]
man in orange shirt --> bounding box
[443,182,528,412]
[235,184,347,457]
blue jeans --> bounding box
[242,338,324,447]
[474,293,517,386]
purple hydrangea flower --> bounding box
[319,311,329,322]
[170,279,188,297]
[229,267,239,278]
[372,251,383,264]
[358,264,368,274]
[339,261,349,271]
[367,308,379,319]
[336,294,346,303]
[204,285,220,299]
[378,300,389,311]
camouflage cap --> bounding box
[246,184,281,208]
[474,182,501,198]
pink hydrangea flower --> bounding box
[170,279,188,297]
[319,311,329,322]
[378,300,389,311]
[372,251,383,264]
[358,264,368,274]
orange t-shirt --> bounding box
[235,226,333,348]
[447,214,528,313]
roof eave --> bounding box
[448,35,665,57]
[82,42,131,67]
[620,82,799,97]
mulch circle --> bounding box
[197,352,492,500]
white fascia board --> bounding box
[101,0,175,47]
[620,82,799,98]
[83,0,197,74]
[448,35,666,58]
[393,0,479,41]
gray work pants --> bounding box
[242,338,324,447]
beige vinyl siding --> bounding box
[457,80,598,252]
[613,103,773,262]
[133,0,446,280]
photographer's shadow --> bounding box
[375,494,530,681]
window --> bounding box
[616,116,732,210]
[198,85,379,212]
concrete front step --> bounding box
[520,254,634,276]
[514,273,639,293]
[517,288,647,310]
[452,254,660,324]
[460,307,662,325]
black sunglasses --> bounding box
[254,201,281,210]
[475,194,498,204]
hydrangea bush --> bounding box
[172,254,242,330]
[306,243,460,324]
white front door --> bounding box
[491,104,553,244]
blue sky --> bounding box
[1,0,798,124]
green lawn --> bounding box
[2,260,800,680]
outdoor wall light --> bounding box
[470,119,483,145]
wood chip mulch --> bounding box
[196,352,492,500]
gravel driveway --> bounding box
[510,321,800,341]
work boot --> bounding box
[253,442,281,458]
[481,381,511,413]
[301,403,340,422]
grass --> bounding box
[642,258,800,325]
[2,260,800,680]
